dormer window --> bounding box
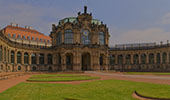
[18,35,21,38]
[32,37,34,40]
[27,36,30,40]
[8,33,10,37]
[12,34,16,38]
[22,36,25,39]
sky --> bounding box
[1,0,170,47]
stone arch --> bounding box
[81,52,91,70]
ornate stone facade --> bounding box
[0,6,170,72]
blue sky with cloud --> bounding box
[1,0,170,46]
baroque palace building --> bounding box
[0,6,170,72]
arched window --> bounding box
[162,52,167,64]
[110,55,115,65]
[133,54,139,64]
[64,29,73,44]
[17,52,22,64]
[126,54,131,64]
[156,53,160,64]
[81,29,90,45]
[99,31,105,45]
[48,54,53,64]
[57,32,62,45]
[31,53,36,64]
[118,55,123,65]
[0,46,2,61]
[39,53,44,64]
[141,54,146,64]
[149,53,154,64]
[24,53,29,64]
[11,51,15,64]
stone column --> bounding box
[44,53,48,65]
[146,53,149,64]
[115,55,118,65]
[139,54,141,64]
[21,52,24,64]
[61,53,66,71]
[131,54,133,64]
[52,53,56,65]
[28,53,32,65]
[167,52,169,64]
[36,53,39,64]
[160,53,162,64]
[14,51,17,64]
[154,53,156,64]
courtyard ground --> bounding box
[1,71,170,100]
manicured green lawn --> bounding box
[0,79,170,100]
[125,72,170,75]
[27,74,100,82]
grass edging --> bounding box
[134,90,170,100]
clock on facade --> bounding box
[82,29,89,36]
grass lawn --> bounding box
[27,74,100,82]
[0,79,170,100]
[125,72,170,75]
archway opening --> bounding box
[66,53,73,70]
[82,52,91,71]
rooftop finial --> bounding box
[84,6,87,14]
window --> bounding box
[22,36,25,39]
[18,66,21,70]
[36,38,39,41]
[31,53,36,64]
[13,34,16,38]
[47,40,50,43]
[99,31,105,45]
[27,36,30,40]
[17,52,22,64]
[18,35,21,38]
[24,53,29,64]
[11,51,15,64]
[32,37,34,40]
[48,54,53,64]
[149,53,154,64]
[110,55,115,65]
[8,33,10,37]
[40,39,42,42]
[57,32,62,45]
[141,54,146,64]
[39,53,44,64]
[64,29,73,44]
[81,29,90,45]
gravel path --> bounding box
[0,74,31,93]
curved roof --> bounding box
[59,17,102,25]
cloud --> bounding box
[162,12,170,24]
[109,28,170,47]
[0,1,75,35]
